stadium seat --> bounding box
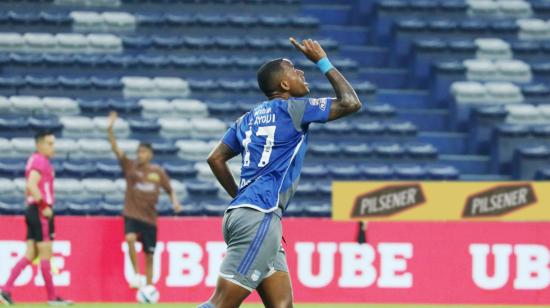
[505,104,543,125]
[40,11,72,27]
[191,118,226,138]
[535,166,550,180]
[499,0,532,18]
[0,199,25,215]
[301,163,329,179]
[355,121,386,137]
[517,19,550,41]
[55,178,84,197]
[55,33,89,53]
[76,139,112,159]
[172,99,209,118]
[96,161,122,177]
[202,199,226,216]
[515,144,550,179]
[309,142,340,158]
[468,0,499,17]
[29,115,63,134]
[0,117,30,137]
[386,121,418,138]
[485,82,524,104]
[0,33,24,52]
[464,59,498,81]
[159,117,193,139]
[61,160,97,178]
[23,33,56,53]
[10,138,35,158]
[87,34,122,53]
[100,201,124,216]
[302,201,331,218]
[102,12,136,32]
[163,162,197,180]
[70,11,103,32]
[393,164,428,180]
[405,142,438,160]
[55,139,80,159]
[43,97,80,116]
[176,140,216,161]
[475,38,512,60]
[360,163,394,180]
[329,163,362,180]
[117,139,139,156]
[0,178,18,198]
[60,116,96,137]
[284,201,304,217]
[342,143,372,158]
[0,138,13,158]
[522,84,550,104]
[151,141,178,157]
[426,164,460,180]
[0,161,25,177]
[0,96,10,114]
[66,201,102,216]
[9,96,44,115]
[122,77,155,97]
[186,180,219,197]
[82,178,117,196]
[93,116,130,137]
[372,142,405,160]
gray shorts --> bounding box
[219,207,288,291]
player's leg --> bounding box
[198,277,250,308]
[257,271,293,308]
[124,217,143,288]
[141,223,157,286]
[1,206,42,305]
[257,238,293,307]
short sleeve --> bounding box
[28,156,47,175]
[301,98,332,125]
[159,168,172,194]
[118,155,133,175]
[221,122,242,154]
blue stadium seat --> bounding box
[394,164,428,180]
[360,163,394,180]
[66,201,102,216]
[179,201,205,216]
[219,79,249,92]
[43,54,74,66]
[151,142,179,156]
[152,36,184,49]
[301,163,329,179]
[448,39,477,57]
[215,37,246,49]
[247,37,277,50]
[96,161,122,177]
[53,202,69,216]
[428,20,457,34]
[324,121,353,135]
[9,11,41,25]
[535,166,550,180]
[157,200,174,216]
[58,76,91,90]
[522,84,550,104]
[302,201,331,218]
[188,79,218,92]
[0,161,25,177]
[405,142,438,160]
[61,161,97,178]
[439,1,467,14]
[106,54,139,68]
[186,180,218,196]
[387,121,417,138]
[110,100,142,115]
[329,163,362,180]
[40,11,71,26]
[183,36,215,49]
[309,142,339,158]
[284,201,304,217]
[74,54,104,68]
[128,118,161,134]
[372,141,405,160]
[100,201,124,216]
[259,15,289,27]
[135,12,166,27]
[163,162,198,179]
[0,199,25,215]
[294,181,317,198]
[11,53,43,66]
[355,121,386,137]
[426,164,460,180]
[493,124,531,173]
[491,20,519,37]
[170,55,201,69]
[514,145,550,179]
[228,15,258,27]
[0,117,30,135]
[29,115,63,133]
[122,36,153,49]
[459,20,488,36]
[363,104,396,119]
[291,16,319,28]
[234,56,264,69]
[91,77,123,90]
[207,101,236,117]
[0,76,25,91]
[202,199,226,216]
[196,14,228,27]
[78,99,110,114]
[342,143,372,158]
[165,13,195,26]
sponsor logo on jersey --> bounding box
[462,184,536,218]
[350,184,425,218]
[148,172,160,183]
[309,98,327,111]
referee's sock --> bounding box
[40,260,57,301]
[2,257,31,293]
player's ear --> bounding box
[280,80,290,91]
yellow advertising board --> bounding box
[332,181,550,221]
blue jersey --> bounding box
[222,97,332,213]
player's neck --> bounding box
[268,92,290,100]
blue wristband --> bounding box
[316,57,334,74]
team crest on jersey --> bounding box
[309,98,327,111]
[147,172,160,182]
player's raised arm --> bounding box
[290,37,362,121]
[107,111,125,160]
[207,142,240,198]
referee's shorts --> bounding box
[25,205,54,242]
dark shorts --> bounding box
[124,216,157,254]
[25,205,54,242]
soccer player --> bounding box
[107,111,182,289]
[0,131,72,306]
[200,38,362,307]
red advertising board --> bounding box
[0,216,549,305]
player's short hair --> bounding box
[257,58,286,97]
[138,142,154,153]
[34,130,54,143]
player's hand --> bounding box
[42,207,53,218]
[107,111,118,131]
[173,202,183,214]
[289,37,327,63]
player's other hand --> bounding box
[173,202,183,214]
[107,111,118,131]
[42,207,53,218]
[290,37,327,63]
